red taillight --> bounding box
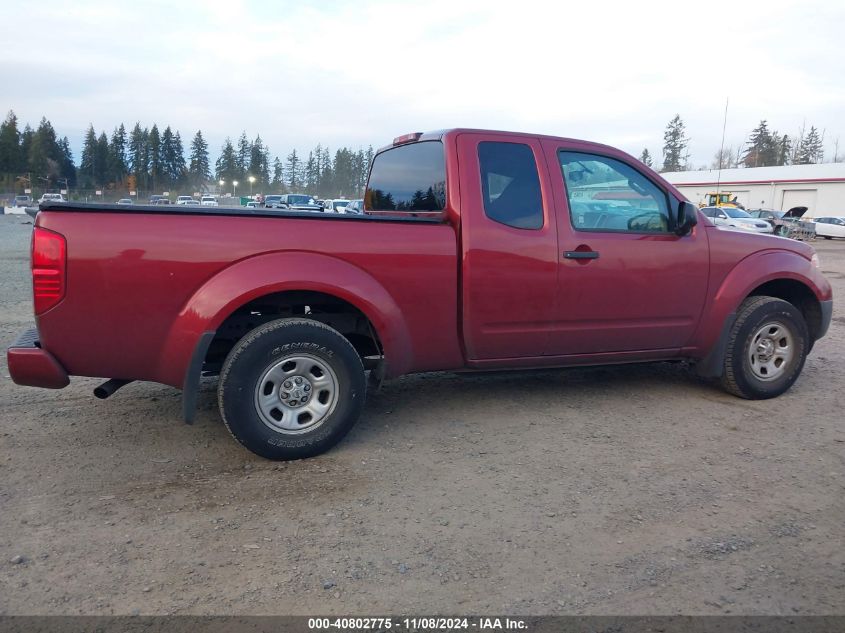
[32,227,66,315]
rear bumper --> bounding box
[6,327,70,389]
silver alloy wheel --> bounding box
[253,354,339,434]
[747,321,793,381]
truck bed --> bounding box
[34,204,463,387]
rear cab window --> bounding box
[365,141,446,216]
[478,142,543,230]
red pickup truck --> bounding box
[8,129,833,460]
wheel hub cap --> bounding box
[747,321,793,381]
[253,354,339,434]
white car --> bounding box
[201,196,218,207]
[38,193,65,204]
[328,199,351,213]
[176,196,197,205]
[341,199,364,215]
[813,216,845,239]
[701,206,773,233]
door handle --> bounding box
[563,250,599,260]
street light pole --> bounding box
[219,179,225,196]
[248,175,255,195]
[233,180,238,197]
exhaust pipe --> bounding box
[94,379,133,399]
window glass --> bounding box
[559,151,671,232]
[365,141,446,212]
[478,142,543,229]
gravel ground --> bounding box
[0,214,843,615]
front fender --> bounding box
[690,248,832,361]
[155,251,414,387]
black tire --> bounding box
[721,296,809,399]
[822,235,832,240]
[218,318,366,460]
[776,225,788,237]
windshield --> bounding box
[332,200,349,209]
[725,208,752,218]
[288,195,313,205]
[265,196,282,202]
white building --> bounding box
[661,163,845,218]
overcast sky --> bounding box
[4,0,844,168]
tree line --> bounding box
[2,109,841,199]
[0,112,76,193]
[0,110,374,199]
[641,114,836,173]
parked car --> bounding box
[263,195,284,209]
[8,128,832,462]
[341,199,364,215]
[13,195,33,207]
[38,193,65,204]
[700,206,773,233]
[278,194,323,212]
[201,196,219,207]
[116,198,134,205]
[329,199,351,213]
[152,198,171,205]
[149,195,169,205]
[245,201,261,210]
[748,207,812,237]
[182,200,201,206]
[813,216,845,239]
[176,196,198,205]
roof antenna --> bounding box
[716,96,729,198]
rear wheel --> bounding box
[721,296,808,399]
[218,318,366,460]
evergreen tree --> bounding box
[248,135,269,187]
[215,138,239,183]
[28,117,61,185]
[639,148,653,168]
[95,131,109,185]
[128,123,149,190]
[304,151,318,191]
[148,124,162,190]
[160,126,178,188]
[285,149,302,191]
[661,114,688,172]
[236,132,250,179]
[776,135,792,166]
[0,110,21,174]
[742,120,779,167]
[188,130,211,187]
[79,124,98,188]
[796,126,823,164]
[19,124,34,173]
[108,123,128,184]
[271,156,284,190]
[57,137,77,188]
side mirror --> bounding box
[675,201,699,236]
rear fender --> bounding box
[156,251,413,388]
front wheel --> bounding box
[218,318,366,460]
[721,296,809,399]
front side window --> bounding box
[365,141,446,212]
[478,142,543,229]
[559,151,671,233]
